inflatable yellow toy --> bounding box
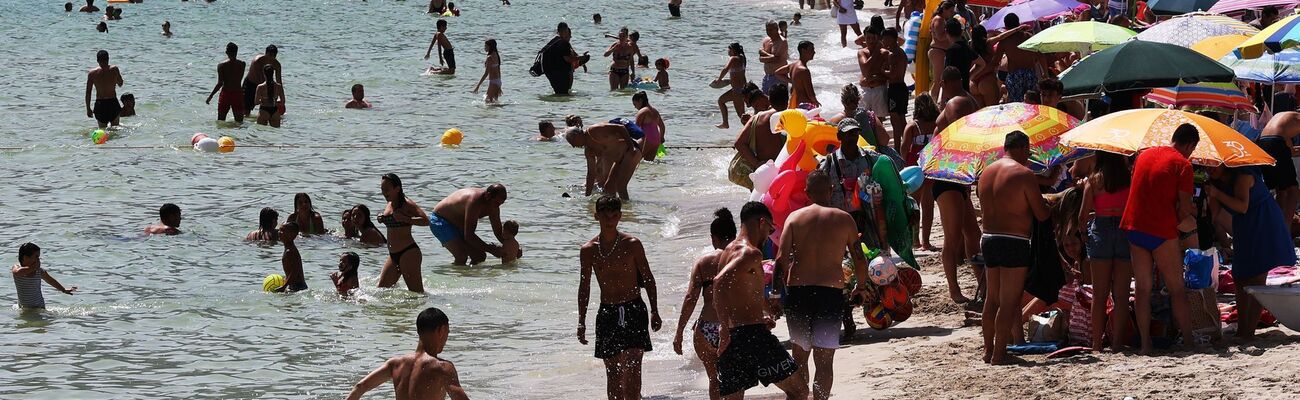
[772,109,841,171]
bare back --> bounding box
[977,158,1043,237]
[1001,32,1039,71]
[387,353,462,400]
[1261,111,1300,140]
[88,65,122,100]
[781,204,857,288]
[218,59,246,88]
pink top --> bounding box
[1094,187,1129,218]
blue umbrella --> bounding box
[1220,48,1300,84]
[1146,0,1219,15]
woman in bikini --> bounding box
[603,27,635,91]
[926,0,956,98]
[288,193,327,235]
[351,204,388,246]
[714,42,748,129]
[970,24,1028,106]
[472,39,503,104]
[671,208,736,400]
[902,94,940,252]
[254,65,285,127]
[377,173,430,293]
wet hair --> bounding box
[739,201,773,223]
[504,220,519,236]
[942,66,962,83]
[883,27,899,39]
[1004,130,1030,150]
[436,19,447,30]
[841,84,861,108]
[226,42,238,56]
[592,13,601,22]
[564,115,581,127]
[655,58,668,69]
[120,93,134,103]
[728,42,745,61]
[281,220,300,235]
[539,120,554,134]
[945,18,962,37]
[293,193,314,214]
[97,50,109,63]
[264,64,277,105]
[259,207,279,231]
[1004,13,1020,28]
[710,208,737,242]
[351,83,364,96]
[18,243,40,261]
[486,183,507,202]
[557,22,570,34]
[352,204,379,232]
[797,40,814,54]
[1095,151,1131,193]
[793,12,802,20]
[97,21,108,32]
[342,252,361,278]
[913,93,940,122]
[382,173,405,209]
[266,44,278,56]
[1172,123,1200,146]
[65,2,73,11]
[633,91,649,106]
[416,307,449,333]
[767,83,790,110]
[1024,90,1041,104]
[1038,77,1064,94]
[485,38,498,56]
[595,194,622,213]
[160,203,181,220]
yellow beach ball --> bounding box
[441,128,463,146]
[263,274,286,292]
[217,136,236,153]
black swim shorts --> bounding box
[1256,136,1298,191]
[93,98,121,124]
[242,78,258,115]
[594,298,652,359]
[717,324,799,396]
[887,82,908,115]
[980,234,1031,268]
[783,285,844,350]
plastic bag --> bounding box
[1183,248,1219,290]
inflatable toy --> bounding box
[194,137,219,153]
[441,128,463,145]
[748,160,778,202]
[892,299,914,323]
[868,256,899,286]
[897,267,922,296]
[263,274,286,292]
[881,281,910,310]
[871,156,918,268]
[866,304,893,330]
[217,136,236,153]
[631,78,660,91]
[902,11,923,63]
[191,133,209,146]
[900,166,924,194]
[91,129,108,145]
[772,109,840,171]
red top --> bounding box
[1120,146,1193,239]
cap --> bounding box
[837,118,861,134]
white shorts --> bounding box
[860,84,888,115]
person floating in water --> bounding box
[345,84,371,109]
[430,184,510,265]
[145,203,182,235]
[424,19,456,75]
[162,20,172,36]
[537,120,558,141]
[331,252,361,296]
[205,42,247,123]
[278,221,307,293]
[351,204,387,246]
[119,93,135,117]
[345,307,470,400]
[288,193,327,235]
[85,50,123,129]
[11,243,78,310]
[79,0,99,13]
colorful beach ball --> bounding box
[868,256,899,286]
[866,304,893,330]
[896,267,922,296]
[263,274,286,292]
[892,299,914,323]
[90,129,109,145]
[881,281,910,310]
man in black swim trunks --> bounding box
[714,201,808,400]
[975,131,1049,365]
[1257,94,1300,228]
[242,45,282,116]
[577,195,662,400]
[535,22,580,96]
[85,50,124,129]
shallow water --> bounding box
[0,0,876,398]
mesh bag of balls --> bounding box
[862,256,921,330]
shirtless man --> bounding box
[731,84,790,189]
[577,195,661,400]
[881,28,909,148]
[975,131,1049,364]
[242,45,282,116]
[775,170,868,399]
[79,0,99,12]
[346,84,372,109]
[995,14,1041,103]
[1256,103,1300,229]
[856,28,889,117]
[427,185,508,265]
[894,0,924,30]
[145,203,182,235]
[1037,77,1085,120]
[776,41,818,108]
[713,202,807,400]
[633,91,666,162]
[757,20,789,95]
[162,20,171,37]
[347,307,470,400]
[205,42,247,123]
[568,123,643,200]
[933,66,985,304]
[85,50,124,129]
[424,19,456,75]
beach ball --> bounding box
[217,136,236,153]
[191,132,209,146]
[90,129,108,145]
[882,281,910,310]
[441,128,463,145]
[892,299,914,323]
[194,137,219,153]
[868,256,899,286]
[865,304,893,330]
[900,166,924,194]
[896,267,922,296]
[263,274,286,292]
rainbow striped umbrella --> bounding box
[919,103,1083,184]
[1145,82,1258,113]
[1236,12,1300,59]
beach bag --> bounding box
[1068,284,1093,346]
[902,11,922,63]
[728,121,760,190]
[1185,286,1222,344]
[1183,248,1219,290]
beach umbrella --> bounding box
[919,103,1083,184]
[1145,82,1258,113]
[1135,12,1261,47]
[1059,40,1236,96]
[1209,0,1296,14]
[1061,109,1275,167]
[1146,0,1219,15]
[1018,21,1137,53]
[981,0,1084,31]
[1220,48,1300,83]
[1191,34,1255,59]
[1236,12,1300,59]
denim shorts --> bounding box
[1087,216,1130,260]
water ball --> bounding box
[263,274,286,292]
[441,128,463,145]
[865,304,893,330]
[191,132,209,146]
[868,256,899,286]
[217,136,236,153]
[91,129,108,145]
[194,137,219,153]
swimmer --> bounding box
[278,221,307,293]
[246,207,280,242]
[341,209,358,239]
[430,184,510,265]
[377,173,431,293]
[96,21,107,33]
[424,19,456,75]
[780,19,789,38]
[714,43,748,129]
[427,0,447,14]
[537,120,557,141]
[471,39,502,104]
[563,115,584,137]
[288,193,327,235]
[653,58,670,90]
[793,12,802,25]
[331,252,361,296]
[345,84,372,109]
[501,0,510,4]
[111,6,122,19]
[145,203,182,235]
[446,1,460,15]
[119,93,135,117]
[500,220,522,263]
[668,0,682,18]
[604,27,635,91]
[65,2,73,12]
[345,308,470,400]
[633,91,665,162]
[351,204,387,246]
[206,42,247,122]
[254,65,285,127]
[102,5,114,20]
[162,20,171,36]
[242,45,282,116]
[593,13,602,25]
[79,0,99,12]
[11,243,77,310]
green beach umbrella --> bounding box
[1019,21,1137,54]
[1059,40,1236,96]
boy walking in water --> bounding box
[577,195,662,400]
[425,19,456,75]
[11,243,77,310]
[278,221,307,292]
[204,42,247,123]
[346,307,470,400]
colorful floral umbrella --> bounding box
[1019,21,1137,53]
[1220,48,1300,83]
[919,103,1083,184]
[1135,12,1260,47]
[1236,12,1300,59]
[1061,109,1275,167]
[1191,34,1254,59]
[1145,82,1258,113]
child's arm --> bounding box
[424,35,437,60]
[42,270,77,294]
[438,36,446,66]
[473,68,488,93]
[346,359,394,400]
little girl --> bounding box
[653,58,670,90]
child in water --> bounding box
[278,222,307,293]
[501,220,522,263]
[119,93,135,117]
[331,251,360,296]
[793,12,802,26]
[538,120,557,141]
[654,58,670,90]
[345,84,372,109]
[424,20,456,75]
